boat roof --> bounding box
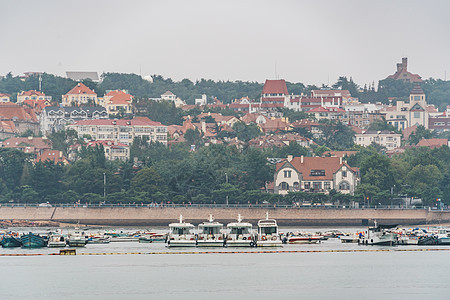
[199,222,223,228]
[169,223,194,228]
[258,219,278,227]
[227,222,252,228]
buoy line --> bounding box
[1,248,450,257]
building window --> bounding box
[312,182,322,190]
[339,181,350,190]
[324,182,331,190]
[279,182,289,190]
[342,171,347,177]
[414,112,420,119]
[293,182,299,190]
[304,182,310,190]
[310,170,325,176]
[283,170,292,178]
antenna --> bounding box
[39,74,42,92]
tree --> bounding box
[48,129,82,156]
[231,122,261,142]
[408,125,433,145]
[184,128,203,146]
[131,167,167,196]
[360,153,395,192]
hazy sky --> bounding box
[1,0,450,86]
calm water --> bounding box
[1,227,449,299]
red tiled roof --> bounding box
[0,93,11,97]
[416,138,448,148]
[0,103,38,122]
[3,137,51,149]
[276,156,356,181]
[262,80,288,95]
[0,120,16,133]
[36,150,68,164]
[18,90,45,97]
[65,83,96,95]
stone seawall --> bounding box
[1,207,450,226]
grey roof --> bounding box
[66,71,99,81]
[44,106,107,113]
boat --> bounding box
[436,228,450,245]
[1,233,22,248]
[47,231,67,248]
[166,215,196,247]
[87,235,111,244]
[21,232,47,248]
[358,224,398,246]
[139,233,167,243]
[340,233,361,243]
[288,233,321,244]
[256,212,282,247]
[226,214,255,247]
[67,230,87,247]
[196,215,225,247]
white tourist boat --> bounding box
[226,214,255,247]
[256,212,282,247]
[339,233,361,243]
[196,215,225,247]
[358,223,398,246]
[167,215,196,247]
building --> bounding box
[62,83,98,107]
[274,156,360,195]
[386,57,423,83]
[86,140,130,161]
[67,117,167,146]
[0,103,39,137]
[66,71,99,82]
[40,106,108,135]
[383,85,429,130]
[416,138,449,149]
[161,91,176,101]
[195,94,208,106]
[101,90,133,115]
[260,79,289,110]
[0,93,11,103]
[36,150,69,165]
[17,90,52,103]
[1,136,51,156]
[354,130,401,150]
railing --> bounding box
[0,203,447,210]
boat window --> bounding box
[261,227,277,235]
[231,227,250,235]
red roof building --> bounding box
[386,57,423,83]
[62,83,98,107]
[274,156,360,195]
[36,150,69,165]
[416,138,448,148]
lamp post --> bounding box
[103,173,106,198]
[225,172,229,206]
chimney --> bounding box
[287,155,293,162]
[300,155,304,163]
[402,57,407,70]
[340,156,342,164]
[59,151,62,158]
[201,121,206,133]
[397,63,402,72]
[28,136,33,140]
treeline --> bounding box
[1,138,448,205]
[1,72,449,109]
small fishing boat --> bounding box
[256,212,282,247]
[87,235,111,244]
[47,231,67,248]
[196,215,225,247]
[68,230,87,247]
[340,233,361,243]
[139,233,167,243]
[1,233,22,248]
[21,232,47,248]
[288,234,321,244]
[436,228,450,245]
[167,215,196,247]
[226,214,255,247]
[358,224,398,246]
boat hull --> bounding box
[167,240,196,247]
[197,240,224,247]
[68,239,86,247]
[257,240,283,247]
[438,237,450,245]
[1,236,22,248]
[289,237,320,244]
[21,233,47,248]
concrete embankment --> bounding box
[1,206,450,226]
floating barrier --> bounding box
[1,248,450,257]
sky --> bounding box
[1,0,450,86]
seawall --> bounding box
[1,207,450,226]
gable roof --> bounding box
[416,138,448,148]
[276,156,357,181]
[36,150,68,164]
[65,83,96,95]
[0,103,38,122]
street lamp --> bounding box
[103,173,106,198]
[225,172,229,206]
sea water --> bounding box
[1,228,449,299]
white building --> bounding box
[354,130,401,150]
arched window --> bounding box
[293,182,299,190]
[279,182,290,190]
[339,181,350,190]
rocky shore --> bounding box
[0,219,60,228]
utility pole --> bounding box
[225,172,229,206]
[103,173,106,198]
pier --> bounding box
[1,205,449,226]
